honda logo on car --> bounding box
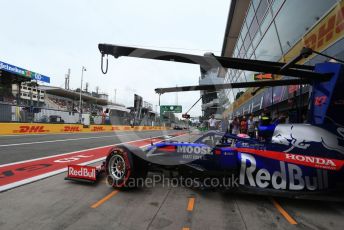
[235,147,342,171]
[68,165,96,181]
[285,153,336,170]
[240,153,328,191]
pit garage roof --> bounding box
[221,0,251,57]
[40,86,109,106]
[0,69,31,84]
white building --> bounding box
[12,82,45,106]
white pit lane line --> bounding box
[0,133,188,192]
[0,130,132,137]
[0,131,162,147]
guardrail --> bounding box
[0,123,169,135]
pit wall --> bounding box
[0,123,169,135]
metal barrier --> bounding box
[0,103,159,127]
[0,103,12,122]
[0,123,169,135]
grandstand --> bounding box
[12,82,45,107]
[41,85,133,125]
[40,85,107,114]
[0,61,158,126]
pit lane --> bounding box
[0,130,182,165]
[0,131,343,230]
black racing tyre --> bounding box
[105,146,148,189]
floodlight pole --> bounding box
[79,66,86,123]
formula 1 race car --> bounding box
[101,126,344,199]
[66,123,344,200]
[66,45,344,200]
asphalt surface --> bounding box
[1,171,343,230]
[0,131,343,230]
[0,130,182,165]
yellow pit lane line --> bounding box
[270,198,297,225]
[187,197,195,212]
[91,190,119,208]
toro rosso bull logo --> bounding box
[272,124,344,154]
[240,153,328,190]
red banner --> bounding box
[67,165,97,181]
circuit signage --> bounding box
[0,60,50,83]
[254,73,273,80]
[160,105,182,113]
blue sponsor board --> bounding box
[31,72,50,83]
[0,60,50,83]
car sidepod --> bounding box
[235,147,344,194]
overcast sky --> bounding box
[1,0,230,117]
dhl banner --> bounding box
[0,123,169,135]
[228,0,344,113]
[284,0,344,63]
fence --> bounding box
[0,103,159,126]
[0,103,12,122]
[0,103,80,123]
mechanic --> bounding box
[258,110,277,141]
[231,117,240,135]
[220,114,229,133]
[208,114,217,130]
[260,110,271,126]
[247,114,255,138]
[240,116,248,134]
